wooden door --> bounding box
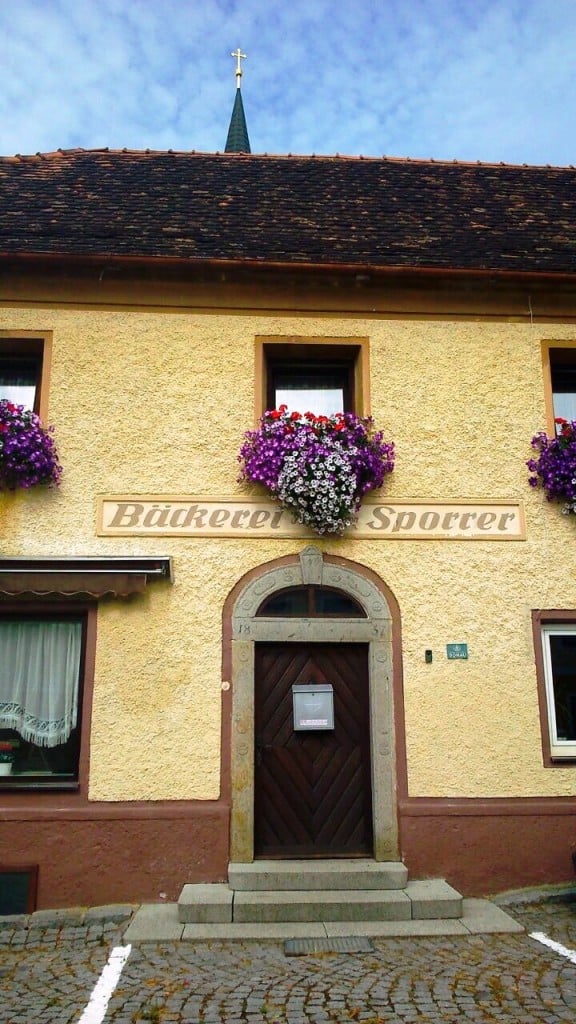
[254,642,373,857]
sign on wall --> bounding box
[97,497,525,540]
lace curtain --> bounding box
[0,620,82,747]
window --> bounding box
[0,614,87,787]
[550,348,576,422]
[270,359,353,416]
[0,334,50,417]
[0,357,39,410]
[257,586,366,617]
[256,337,369,418]
[541,624,576,758]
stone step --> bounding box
[177,879,463,925]
[228,859,408,892]
[129,900,526,942]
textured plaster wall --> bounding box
[1,305,576,800]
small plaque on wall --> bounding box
[446,644,469,660]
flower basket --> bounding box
[0,400,62,491]
[239,407,395,535]
[527,418,576,514]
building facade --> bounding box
[1,150,576,909]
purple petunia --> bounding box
[0,400,62,491]
[238,407,394,535]
[527,418,576,514]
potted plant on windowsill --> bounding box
[0,741,16,776]
[527,417,576,515]
[0,400,62,492]
[238,407,395,536]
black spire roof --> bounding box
[225,87,251,153]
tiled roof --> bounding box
[1,148,576,274]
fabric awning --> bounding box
[0,557,172,599]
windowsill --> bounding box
[0,779,79,791]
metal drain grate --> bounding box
[284,936,374,956]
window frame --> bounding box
[541,341,576,433]
[255,336,370,421]
[0,601,96,792]
[0,331,52,420]
[532,610,576,764]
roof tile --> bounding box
[0,149,575,273]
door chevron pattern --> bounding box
[255,643,373,857]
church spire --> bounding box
[225,48,251,153]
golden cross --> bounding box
[231,48,247,87]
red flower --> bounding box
[290,411,301,421]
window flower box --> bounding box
[239,407,395,536]
[0,400,62,492]
[528,418,576,515]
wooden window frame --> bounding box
[254,336,370,421]
[541,341,576,433]
[0,331,53,421]
[532,610,576,764]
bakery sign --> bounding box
[97,497,525,540]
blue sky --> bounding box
[0,0,574,165]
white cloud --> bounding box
[0,0,574,163]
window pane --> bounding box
[257,587,366,617]
[275,386,344,416]
[0,384,36,408]
[272,365,349,416]
[0,360,38,410]
[551,355,576,422]
[258,589,310,616]
[548,634,576,741]
[553,392,576,422]
[314,590,366,617]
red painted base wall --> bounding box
[400,805,576,896]
[3,800,576,909]
[0,806,229,909]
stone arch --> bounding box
[227,546,401,863]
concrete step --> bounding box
[177,879,462,925]
[127,905,522,942]
[228,859,408,891]
[129,899,525,942]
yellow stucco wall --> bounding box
[1,304,576,801]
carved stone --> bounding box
[299,545,324,585]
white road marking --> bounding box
[530,931,576,965]
[77,944,132,1024]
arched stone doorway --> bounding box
[228,547,401,863]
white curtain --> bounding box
[0,621,82,747]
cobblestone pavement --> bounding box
[1,896,576,1023]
